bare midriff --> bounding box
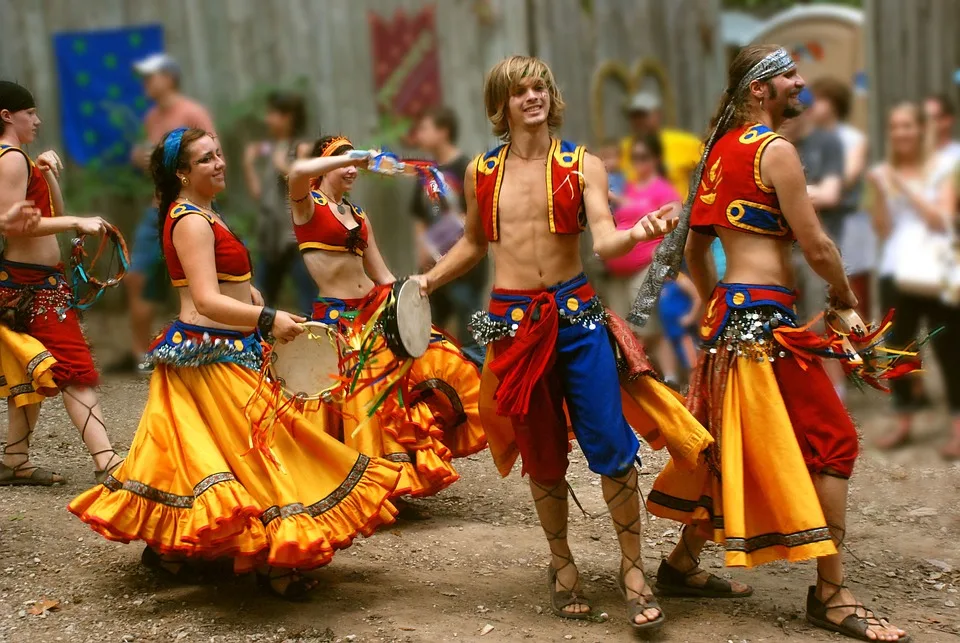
[489,157,584,290]
[716,227,796,289]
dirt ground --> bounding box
[0,315,958,643]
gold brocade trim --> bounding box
[753,132,782,194]
[26,351,52,378]
[102,472,237,509]
[490,145,509,241]
[383,452,413,464]
[411,378,467,427]
[726,527,833,554]
[260,454,370,525]
[647,489,833,553]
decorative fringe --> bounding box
[774,309,929,392]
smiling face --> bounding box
[325,160,358,193]
[767,67,806,120]
[506,76,551,134]
[178,134,226,198]
[484,56,565,141]
[0,107,41,144]
[888,104,924,161]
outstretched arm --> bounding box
[581,153,678,260]
[288,152,370,223]
[420,162,488,294]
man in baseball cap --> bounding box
[620,90,702,200]
[133,52,182,81]
[107,53,216,376]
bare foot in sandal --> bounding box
[657,558,753,597]
[0,457,66,486]
[661,533,753,598]
[620,563,664,629]
[808,578,910,642]
[548,561,591,619]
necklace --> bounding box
[182,196,216,216]
[509,148,548,164]
[319,189,347,214]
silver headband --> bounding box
[628,47,796,326]
[733,48,796,96]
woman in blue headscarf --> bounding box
[69,128,401,600]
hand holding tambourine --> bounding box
[825,307,866,365]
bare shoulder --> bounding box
[0,149,29,180]
[465,156,478,180]
[760,137,803,177]
[581,151,606,183]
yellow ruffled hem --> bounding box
[390,446,461,498]
[68,458,400,571]
[0,324,60,407]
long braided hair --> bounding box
[628,44,795,326]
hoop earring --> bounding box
[181,177,189,186]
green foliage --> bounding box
[60,164,152,213]
[370,112,414,150]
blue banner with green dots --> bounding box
[53,24,163,166]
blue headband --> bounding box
[162,127,187,172]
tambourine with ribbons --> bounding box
[823,307,931,391]
[352,149,451,211]
[68,222,130,311]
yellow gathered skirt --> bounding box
[0,324,58,407]
[648,351,837,568]
[69,360,401,573]
[303,331,486,499]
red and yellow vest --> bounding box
[690,123,793,239]
[0,145,56,219]
[474,139,586,241]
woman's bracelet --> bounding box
[257,306,277,339]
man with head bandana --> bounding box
[0,80,123,486]
[637,47,911,642]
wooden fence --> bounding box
[0,0,723,279]
[865,0,960,157]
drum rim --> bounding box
[269,321,342,400]
[393,279,431,358]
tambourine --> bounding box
[825,307,867,365]
[382,278,432,359]
[269,321,346,402]
[69,222,130,310]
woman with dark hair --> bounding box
[69,128,402,599]
[242,91,313,314]
[286,134,486,510]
